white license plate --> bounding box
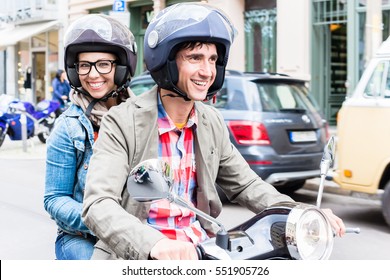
[289,130,317,143]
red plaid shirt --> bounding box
[147,96,208,244]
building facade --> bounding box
[1,0,389,125]
[310,0,390,124]
[0,0,68,103]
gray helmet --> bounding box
[144,3,236,100]
[64,14,137,88]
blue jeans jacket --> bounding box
[44,104,96,259]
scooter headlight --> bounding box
[286,204,334,260]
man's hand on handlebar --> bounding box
[321,208,346,237]
[150,238,198,260]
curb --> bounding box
[303,178,352,196]
[303,178,382,201]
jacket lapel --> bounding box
[132,87,159,166]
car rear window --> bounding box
[211,78,319,113]
[256,82,317,113]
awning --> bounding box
[0,20,61,50]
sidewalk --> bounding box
[0,137,46,160]
[304,176,351,196]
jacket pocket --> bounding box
[92,240,120,260]
[207,147,219,179]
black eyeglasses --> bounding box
[74,60,117,75]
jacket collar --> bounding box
[62,103,84,117]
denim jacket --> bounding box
[44,104,95,236]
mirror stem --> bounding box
[316,174,326,208]
[317,159,330,208]
[169,194,229,249]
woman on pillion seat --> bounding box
[43,14,137,260]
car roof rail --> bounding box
[244,71,290,77]
[225,69,244,76]
[137,70,150,76]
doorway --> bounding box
[312,0,348,125]
[328,23,348,125]
[32,51,45,104]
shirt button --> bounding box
[84,163,88,170]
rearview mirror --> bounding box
[126,159,230,249]
[126,159,173,202]
[321,135,335,171]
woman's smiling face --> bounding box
[78,52,117,99]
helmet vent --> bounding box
[148,30,159,48]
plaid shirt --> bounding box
[147,95,208,244]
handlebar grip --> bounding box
[346,227,360,234]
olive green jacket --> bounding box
[82,86,293,260]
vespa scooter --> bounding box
[126,136,359,260]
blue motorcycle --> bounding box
[0,98,61,147]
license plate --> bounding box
[289,130,317,143]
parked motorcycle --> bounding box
[0,97,61,147]
[126,136,360,260]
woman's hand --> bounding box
[150,238,198,260]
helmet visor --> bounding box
[64,14,136,53]
[147,4,236,49]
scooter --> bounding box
[126,136,360,260]
[0,97,61,147]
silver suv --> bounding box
[129,70,329,195]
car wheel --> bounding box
[382,181,390,227]
[276,179,306,195]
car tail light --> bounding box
[246,160,273,165]
[227,120,270,145]
[324,122,330,141]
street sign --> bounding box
[113,0,125,12]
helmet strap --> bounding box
[161,91,191,102]
[84,99,98,119]
[73,82,128,116]
[77,87,119,119]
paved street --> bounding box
[0,137,57,260]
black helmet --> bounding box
[144,3,236,100]
[64,14,137,89]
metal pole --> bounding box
[20,112,28,152]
